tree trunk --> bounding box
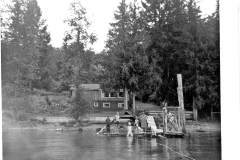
[124,87,128,110]
[193,97,198,121]
[211,105,213,120]
[132,92,136,113]
[30,79,33,92]
[71,85,77,102]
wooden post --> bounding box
[124,87,128,110]
[132,92,136,113]
[71,84,77,102]
[163,107,168,133]
[163,108,165,133]
[178,109,181,132]
[193,97,198,121]
[211,106,213,120]
[177,74,186,130]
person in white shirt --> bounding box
[114,112,120,133]
[126,122,133,137]
[134,116,143,133]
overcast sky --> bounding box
[32,0,216,52]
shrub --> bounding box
[2,95,33,112]
[68,88,93,121]
[2,84,15,97]
[45,96,51,105]
[31,88,53,96]
[55,81,70,93]
[17,113,29,121]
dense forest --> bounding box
[1,0,220,119]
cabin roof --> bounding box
[79,84,101,90]
[120,109,136,118]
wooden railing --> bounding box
[148,110,193,120]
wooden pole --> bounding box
[163,108,166,133]
[177,74,186,131]
[163,108,168,133]
[132,92,136,113]
[70,84,77,102]
[124,87,128,110]
[193,97,198,121]
[178,109,181,131]
[211,106,213,120]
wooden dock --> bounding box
[103,133,144,137]
[162,131,184,138]
[102,132,182,138]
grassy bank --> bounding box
[3,93,220,133]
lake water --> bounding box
[3,129,221,160]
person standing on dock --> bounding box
[134,116,140,133]
[106,116,111,134]
[126,122,133,137]
[114,112,120,133]
[140,112,148,133]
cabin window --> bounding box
[103,103,110,108]
[110,92,117,97]
[94,102,98,107]
[118,92,124,98]
[118,103,124,108]
[103,92,109,98]
[102,90,124,98]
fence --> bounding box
[148,110,193,120]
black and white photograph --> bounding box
[1,0,239,159]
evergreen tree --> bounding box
[34,20,52,90]
[105,0,151,111]
[140,0,220,118]
[1,0,51,113]
[141,0,189,105]
[60,0,97,88]
[22,0,42,91]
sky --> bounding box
[36,0,217,53]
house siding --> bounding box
[80,84,126,111]
[93,100,124,111]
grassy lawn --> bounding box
[136,101,160,111]
[3,93,161,120]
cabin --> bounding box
[79,84,127,111]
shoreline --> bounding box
[3,121,221,133]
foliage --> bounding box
[2,94,33,112]
[104,0,151,96]
[17,113,29,121]
[60,0,98,88]
[2,0,46,95]
[31,88,53,96]
[1,0,220,118]
[103,0,220,115]
[68,88,93,121]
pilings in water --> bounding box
[162,107,185,137]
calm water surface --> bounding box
[3,129,221,160]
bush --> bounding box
[59,122,67,126]
[2,84,15,97]
[55,81,70,93]
[68,88,93,121]
[2,95,33,112]
[45,96,51,105]
[69,120,76,124]
[31,88,53,96]
[17,113,29,121]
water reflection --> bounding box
[3,130,221,160]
